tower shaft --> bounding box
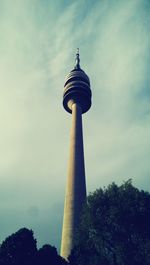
[61,103,86,259]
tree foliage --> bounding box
[37,244,68,265]
[0,228,37,265]
[69,180,150,265]
[0,228,68,265]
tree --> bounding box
[0,228,68,265]
[0,228,37,265]
[69,180,150,265]
[37,244,68,265]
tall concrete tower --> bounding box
[61,49,92,260]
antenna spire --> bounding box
[74,48,80,69]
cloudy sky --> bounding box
[0,0,150,251]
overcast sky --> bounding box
[0,0,150,251]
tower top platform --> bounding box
[63,50,92,114]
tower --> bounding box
[61,49,92,260]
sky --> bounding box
[0,0,150,251]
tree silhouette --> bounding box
[37,244,68,265]
[0,228,37,265]
[0,228,68,265]
[69,180,150,265]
